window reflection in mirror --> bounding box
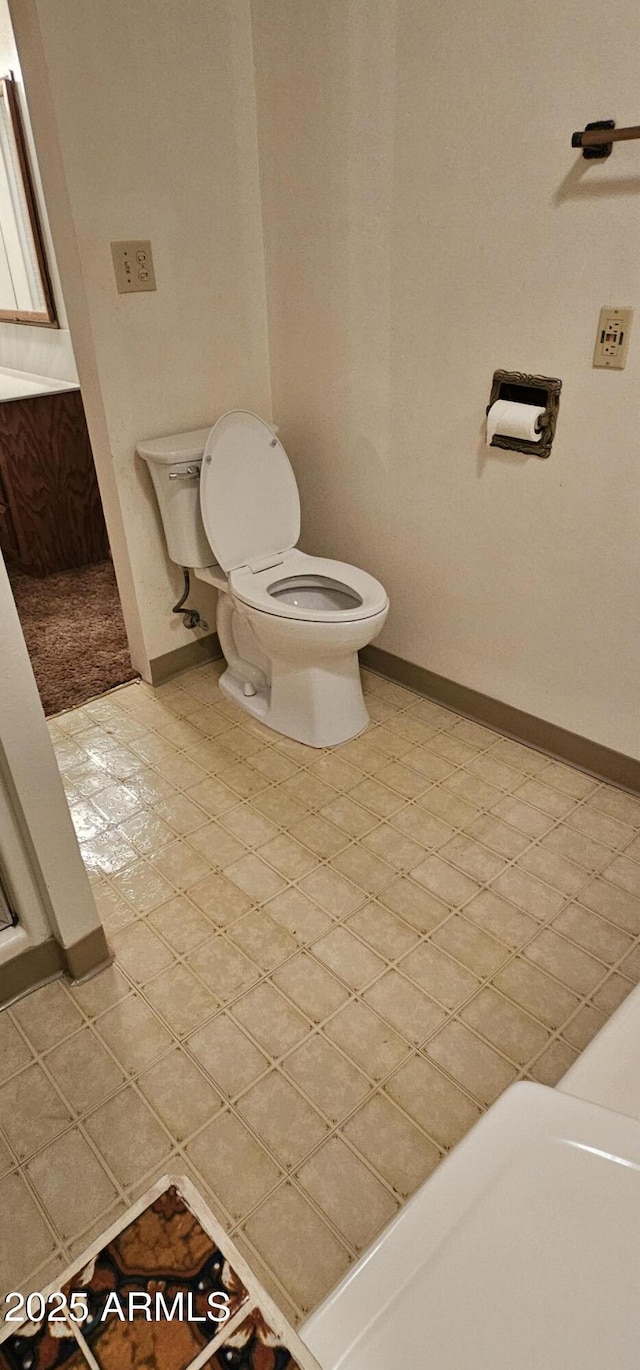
[0,73,56,325]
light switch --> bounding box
[111,240,156,294]
[593,306,633,369]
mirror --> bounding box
[0,74,56,326]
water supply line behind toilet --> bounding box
[172,568,208,632]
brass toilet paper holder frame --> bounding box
[486,370,562,459]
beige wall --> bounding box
[252,0,640,759]
[11,0,271,671]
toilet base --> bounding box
[218,653,370,748]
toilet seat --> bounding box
[229,549,388,623]
[200,410,388,625]
[200,410,300,573]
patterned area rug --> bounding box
[9,560,137,716]
[0,1177,319,1370]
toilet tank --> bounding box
[136,427,215,569]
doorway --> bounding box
[0,5,136,715]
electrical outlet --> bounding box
[111,240,156,294]
[593,306,633,369]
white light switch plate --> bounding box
[593,306,633,369]
[111,240,156,294]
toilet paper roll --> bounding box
[486,399,545,446]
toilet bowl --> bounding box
[137,411,388,747]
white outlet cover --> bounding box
[593,305,633,369]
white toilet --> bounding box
[137,410,388,747]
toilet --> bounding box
[137,410,388,747]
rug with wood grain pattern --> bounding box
[9,560,137,716]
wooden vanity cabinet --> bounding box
[0,388,109,577]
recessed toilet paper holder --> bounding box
[486,370,562,459]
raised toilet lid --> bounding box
[200,410,301,572]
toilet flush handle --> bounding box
[168,465,199,479]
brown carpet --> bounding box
[10,559,138,716]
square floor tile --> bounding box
[143,962,218,1037]
[541,823,613,871]
[529,1038,579,1086]
[410,855,480,908]
[137,1047,222,1141]
[84,1086,171,1187]
[492,866,565,920]
[562,1003,607,1051]
[312,927,384,990]
[425,1021,517,1106]
[283,1034,370,1123]
[188,1014,268,1097]
[494,958,579,1029]
[432,913,510,977]
[187,819,245,868]
[95,993,173,1072]
[188,870,253,926]
[491,794,556,839]
[226,853,287,902]
[385,1054,481,1149]
[26,1128,118,1244]
[464,813,531,859]
[299,866,364,917]
[346,901,419,960]
[463,889,538,949]
[148,895,215,955]
[362,823,424,874]
[111,859,175,914]
[513,778,575,819]
[325,999,411,1079]
[68,965,130,1019]
[517,845,586,897]
[265,887,333,945]
[242,1182,350,1314]
[343,1093,440,1197]
[0,1171,56,1290]
[188,936,260,1001]
[111,921,174,984]
[0,1063,72,1161]
[364,969,445,1044]
[12,981,83,1052]
[297,1135,397,1252]
[273,953,349,1022]
[258,834,318,880]
[292,813,350,857]
[439,834,506,883]
[604,854,640,898]
[228,909,299,971]
[379,877,450,933]
[45,1027,125,1114]
[330,845,396,896]
[320,795,378,838]
[0,1015,33,1085]
[232,982,310,1058]
[524,928,605,994]
[461,986,549,1066]
[399,942,480,1010]
[237,1070,328,1168]
[186,1110,282,1221]
[579,879,640,934]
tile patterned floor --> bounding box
[2,661,640,1323]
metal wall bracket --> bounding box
[571,119,616,159]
